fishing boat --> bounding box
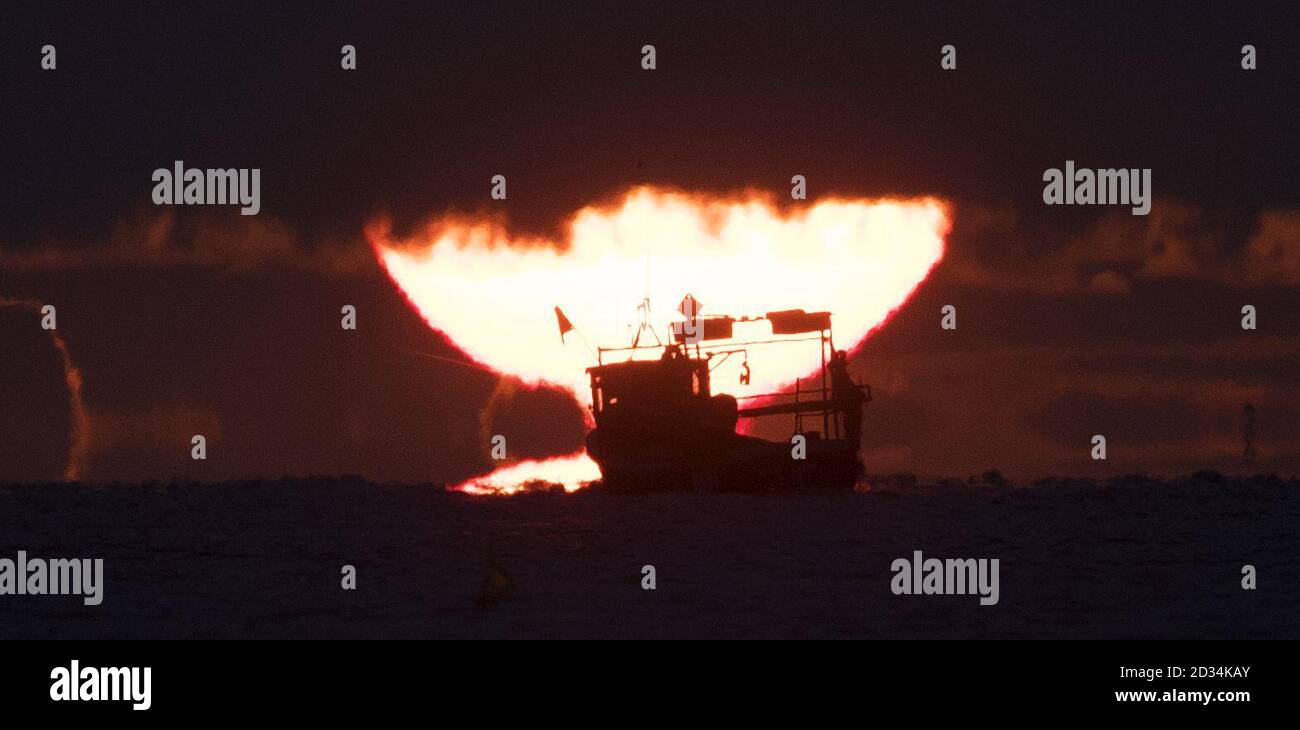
[584,296,870,493]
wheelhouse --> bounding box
[587,349,711,426]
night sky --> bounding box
[3,2,1298,484]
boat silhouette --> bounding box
[583,296,870,493]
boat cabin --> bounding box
[586,346,712,428]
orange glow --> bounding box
[0,297,89,481]
[453,451,601,495]
[369,186,950,493]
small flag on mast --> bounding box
[555,306,575,343]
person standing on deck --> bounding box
[829,350,865,441]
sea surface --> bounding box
[1,473,1296,639]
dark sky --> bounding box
[2,2,1298,483]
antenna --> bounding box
[631,297,662,349]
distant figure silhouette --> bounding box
[829,350,865,440]
[1242,403,1256,462]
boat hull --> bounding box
[587,429,860,494]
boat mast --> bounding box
[630,297,662,351]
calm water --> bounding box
[1,475,1296,639]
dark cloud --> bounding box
[1,208,372,276]
[944,201,1300,294]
